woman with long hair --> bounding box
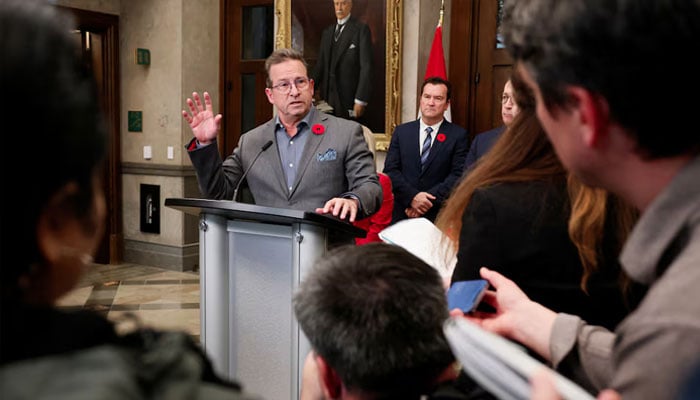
[436,67,642,331]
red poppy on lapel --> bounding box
[436,133,446,142]
[312,124,325,135]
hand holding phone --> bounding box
[447,279,489,313]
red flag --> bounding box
[421,24,452,121]
[425,25,447,80]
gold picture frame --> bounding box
[274,0,402,151]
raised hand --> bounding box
[182,91,222,145]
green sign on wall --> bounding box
[128,110,142,132]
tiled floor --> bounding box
[56,263,201,341]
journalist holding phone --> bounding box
[458,0,700,399]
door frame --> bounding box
[220,0,275,158]
[448,0,512,139]
[57,6,123,264]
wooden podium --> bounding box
[165,198,364,400]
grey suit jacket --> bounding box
[188,107,381,217]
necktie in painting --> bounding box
[334,23,344,42]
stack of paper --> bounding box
[378,218,457,282]
[443,317,595,400]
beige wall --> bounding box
[121,0,182,166]
[119,0,219,166]
[119,0,218,267]
[181,1,221,153]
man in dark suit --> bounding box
[383,77,469,223]
[182,48,381,223]
[464,78,519,169]
[311,0,373,121]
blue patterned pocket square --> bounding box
[317,148,337,162]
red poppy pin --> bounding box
[312,124,325,135]
[436,133,446,142]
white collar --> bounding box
[420,118,443,133]
[337,14,351,25]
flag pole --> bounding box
[439,0,445,27]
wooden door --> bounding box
[449,0,512,139]
[59,6,122,264]
[221,0,275,157]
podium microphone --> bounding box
[233,140,274,202]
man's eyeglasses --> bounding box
[501,94,515,105]
[271,78,310,94]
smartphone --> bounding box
[447,279,489,313]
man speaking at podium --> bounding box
[182,48,381,223]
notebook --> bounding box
[443,317,595,400]
[378,217,456,281]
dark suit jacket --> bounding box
[311,16,373,119]
[383,119,468,223]
[187,107,382,217]
[452,180,640,331]
[464,125,505,170]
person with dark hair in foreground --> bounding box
[438,67,641,334]
[463,0,700,398]
[0,1,258,398]
[437,57,641,400]
[295,243,467,399]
